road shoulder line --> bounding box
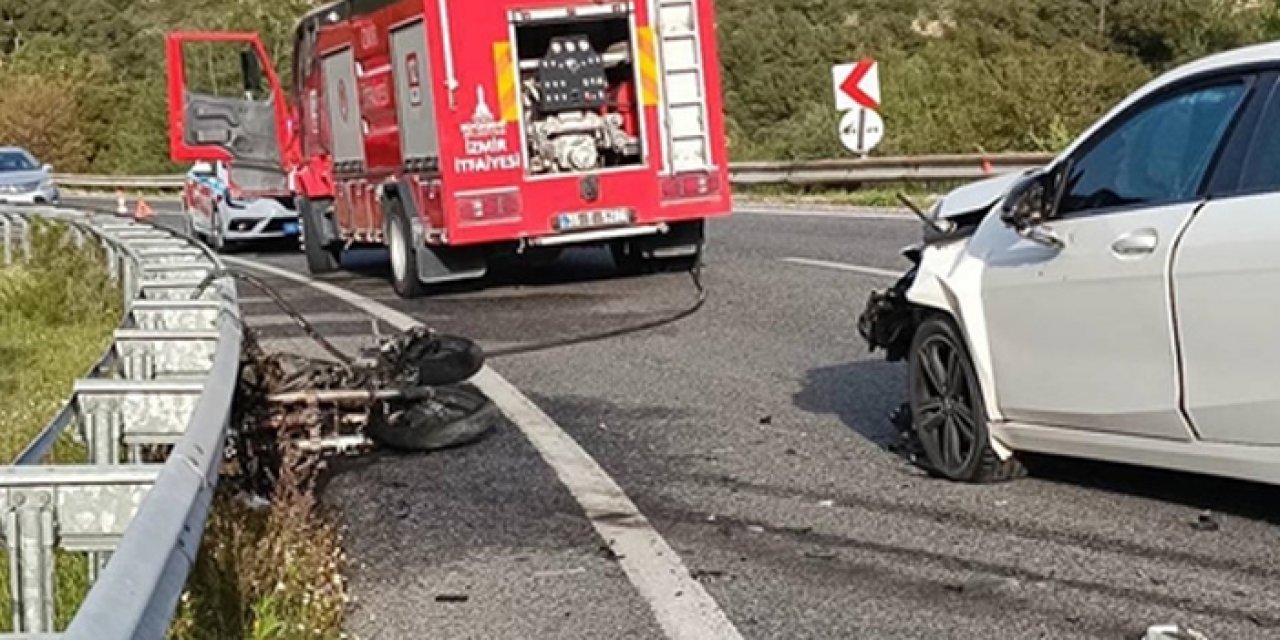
[781,256,902,279]
[224,256,745,640]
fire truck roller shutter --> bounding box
[322,47,366,168]
[390,20,441,166]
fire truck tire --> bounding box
[387,204,426,298]
[300,197,341,274]
[367,384,499,452]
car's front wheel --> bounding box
[908,316,1024,483]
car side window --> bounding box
[1059,82,1246,217]
[1237,87,1280,194]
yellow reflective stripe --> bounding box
[493,41,519,123]
[636,26,660,107]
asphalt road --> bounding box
[72,195,1280,639]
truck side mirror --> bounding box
[240,48,264,96]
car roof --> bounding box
[1165,40,1280,82]
[0,147,32,155]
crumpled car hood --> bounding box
[935,171,1027,220]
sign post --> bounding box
[832,59,883,156]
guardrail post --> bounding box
[84,408,122,466]
[5,489,56,634]
[119,255,136,308]
[18,218,30,262]
[2,215,11,266]
[103,242,119,281]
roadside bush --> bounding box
[0,220,120,326]
[170,448,346,640]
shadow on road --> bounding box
[794,358,1280,523]
[793,358,906,450]
[338,245,668,297]
[1020,454,1280,524]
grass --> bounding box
[735,183,951,209]
[170,448,347,640]
[0,221,121,460]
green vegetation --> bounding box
[3,0,1280,171]
[0,219,120,459]
[171,451,346,640]
[737,183,945,208]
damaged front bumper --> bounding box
[857,257,920,362]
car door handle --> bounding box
[1111,229,1159,257]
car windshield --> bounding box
[0,151,37,173]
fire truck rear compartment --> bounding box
[514,16,645,176]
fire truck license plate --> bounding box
[556,208,632,232]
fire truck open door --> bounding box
[165,32,291,196]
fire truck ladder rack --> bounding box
[657,0,713,173]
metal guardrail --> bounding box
[0,206,240,638]
[728,152,1054,186]
[53,175,185,191]
[53,152,1056,192]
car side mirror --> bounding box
[41,163,53,174]
[1001,167,1066,249]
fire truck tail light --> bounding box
[456,190,522,226]
[661,172,720,201]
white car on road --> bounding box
[860,41,1280,485]
[0,147,59,206]
[182,160,299,251]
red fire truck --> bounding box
[166,0,732,297]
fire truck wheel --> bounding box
[388,203,426,298]
[300,197,341,274]
[366,384,499,452]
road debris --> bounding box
[690,569,726,582]
[534,567,588,579]
[1144,624,1209,640]
[434,593,470,603]
[1191,511,1221,532]
[803,549,837,560]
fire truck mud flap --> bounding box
[417,244,488,285]
[387,186,488,284]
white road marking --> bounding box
[224,257,745,640]
[781,256,903,279]
[736,205,914,221]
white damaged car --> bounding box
[859,42,1280,485]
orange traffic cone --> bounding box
[134,196,154,220]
